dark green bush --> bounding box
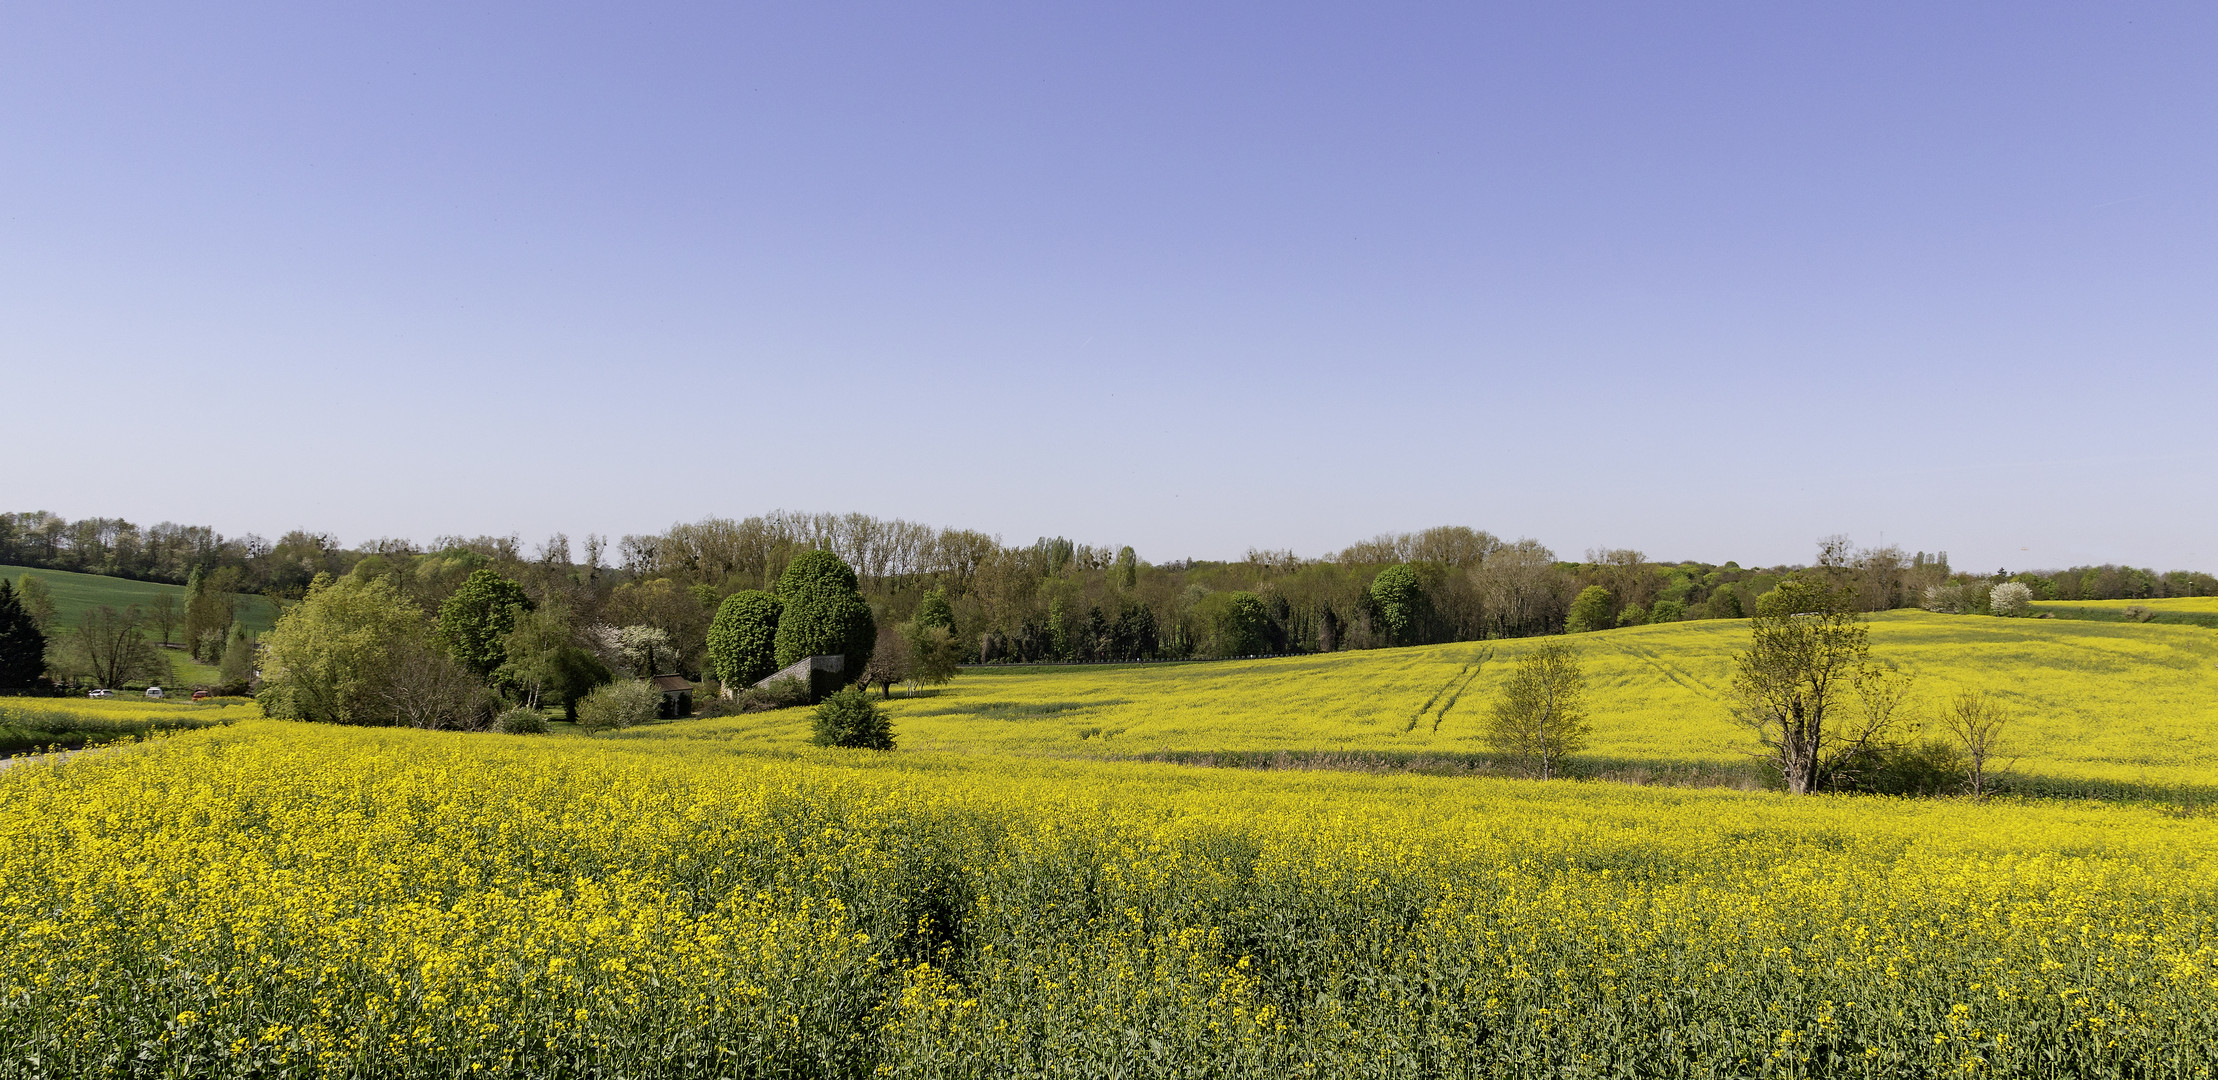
[810,688,894,750]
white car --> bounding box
[144,686,165,699]
[87,688,114,698]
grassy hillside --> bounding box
[633,610,2218,790]
[0,564,278,636]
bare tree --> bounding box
[1942,690,2012,800]
[147,593,181,646]
[860,622,913,699]
[72,606,168,690]
[372,639,493,730]
[1484,641,1582,779]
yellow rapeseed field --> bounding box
[4,718,2216,1077]
[2032,597,2218,613]
[640,612,2218,791]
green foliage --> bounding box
[1614,604,1649,628]
[775,550,861,599]
[1485,639,1589,778]
[914,587,956,634]
[575,680,661,733]
[496,605,609,716]
[11,573,55,635]
[257,576,438,726]
[1732,579,1873,795]
[1210,591,1274,657]
[1367,564,1429,646]
[902,622,963,687]
[437,569,534,677]
[1649,599,1686,623]
[0,580,46,688]
[706,590,784,688]
[216,626,255,687]
[1703,588,1744,619]
[1565,585,1613,633]
[773,553,875,676]
[810,687,895,749]
[493,707,549,735]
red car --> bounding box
[190,689,212,701]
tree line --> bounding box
[7,508,2216,699]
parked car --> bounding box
[145,686,165,699]
[190,689,212,701]
[87,688,113,698]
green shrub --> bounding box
[1615,604,1649,628]
[810,688,895,750]
[493,707,549,735]
[706,590,783,688]
[576,680,660,734]
[1649,599,1687,623]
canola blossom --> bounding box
[627,611,2218,793]
[3,719,2215,1077]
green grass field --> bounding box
[625,611,2218,792]
[0,564,278,636]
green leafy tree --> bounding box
[1727,578,1896,795]
[772,551,875,678]
[902,621,963,688]
[1565,586,1614,633]
[217,626,256,688]
[13,574,56,634]
[810,687,895,749]
[1485,640,1589,779]
[1649,599,1687,623]
[258,576,442,726]
[496,604,610,716]
[437,569,534,677]
[0,580,48,688]
[1615,603,1649,628]
[1114,546,1139,591]
[706,590,784,688]
[914,587,956,634]
[1368,564,1430,646]
[181,567,237,662]
[1211,591,1274,657]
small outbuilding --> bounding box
[650,674,694,719]
[752,655,846,704]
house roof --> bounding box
[650,674,693,693]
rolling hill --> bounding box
[1,564,279,636]
[631,610,2218,792]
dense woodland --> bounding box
[6,509,2217,688]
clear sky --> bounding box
[4,3,2213,571]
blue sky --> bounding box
[4,3,2213,570]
